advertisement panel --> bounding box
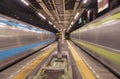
[98,0,109,13]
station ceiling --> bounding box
[0,0,91,33]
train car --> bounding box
[71,7,120,76]
[0,14,56,71]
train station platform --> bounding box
[0,1,120,79]
[0,40,119,79]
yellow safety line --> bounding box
[13,43,57,79]
[67,41,95,79]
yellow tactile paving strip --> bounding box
[67,41,96,79]
[13,43,57,79]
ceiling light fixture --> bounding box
[71,21,74,25]
[49,21,53,25]
[54,25,56,27]
[74,12,79,19]
[38,13,46,19]
[67,25,72,32]
[21,0,29,6]
[83,0,88,4]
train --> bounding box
[70,7,120,77]
[0,14,56,71]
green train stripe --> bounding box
[73,39,120,66]
[94,13,120,26]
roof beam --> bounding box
[36,0,53,17]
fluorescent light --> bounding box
[83,0,88,4]
[49,21,52,25]
[67,25,72,32]
[21,0,29,6]
[38,13,46,19]
[71,21,74,25]
[74,12,79,19]
[54,25,56,27]
[67,28,70,32]
[98,0,101,3]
